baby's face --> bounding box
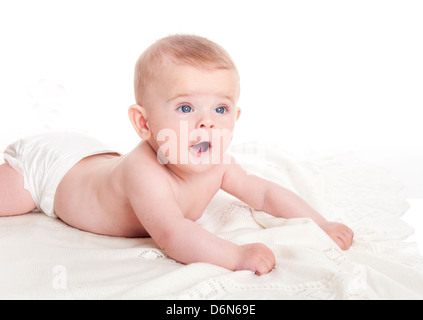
[143,61,240,171]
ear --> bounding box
[128,104,151,140]
[236,107,241,121]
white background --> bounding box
[0,0,422,197]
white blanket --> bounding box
[1,142,422,299]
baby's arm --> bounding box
[222,161,354,250]
[126,170,274,274]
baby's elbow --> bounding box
[153,224,186,256]
[154,228,174,253]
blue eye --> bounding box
[177,105,193,113]
[214,106,227,114]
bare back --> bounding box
[54,141,225,238]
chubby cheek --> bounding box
[209,128,234,163]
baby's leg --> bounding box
[0,163,36,216]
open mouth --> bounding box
[191,141,211,155]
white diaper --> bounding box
[3,131,119,217]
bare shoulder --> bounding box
[221,155,249,189]
[119,142,178,217]
[121,142,171,192]
[119,143,185,240]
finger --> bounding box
[331,233,347,250]
[255,258,275,276]
[347,232,354,247]
[337,236,348,250]
[263,246,276,270]
[340,232,353,250]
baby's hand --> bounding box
[235,243,275,275]
[320,221,354,250]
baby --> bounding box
[0,35,353,275]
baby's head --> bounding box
[129,35,241,171]
[133,34,239,106]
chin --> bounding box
[170,150,224,175]
[175,162,216,174]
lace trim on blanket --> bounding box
[138,248,169,260]
[170,268,378,300]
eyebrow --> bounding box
[167,93,235,104]
[167,94,192,103]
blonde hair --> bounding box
[134,34,238,105]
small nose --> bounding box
[197,114,215,129]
